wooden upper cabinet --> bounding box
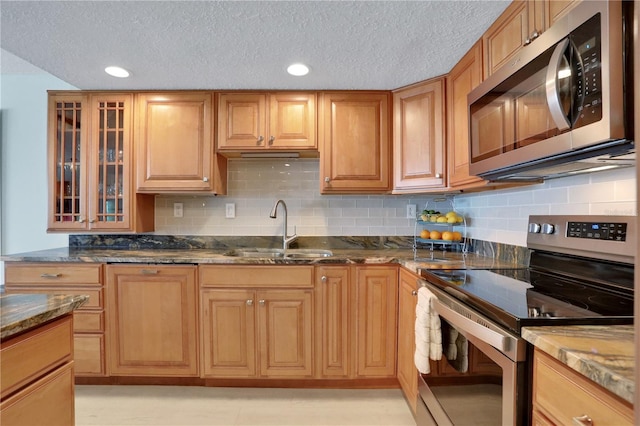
[483,0,581,79]
[136,92,227,193]
[447,40,486,189]
[483,1,529,78]
[47,92,154,233]
[319,92,391,193]
[392,78,446,193]
[217,92,317,154]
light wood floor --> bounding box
[75,385,416,426]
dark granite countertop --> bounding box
[0,293,89,340]
[522,325,634,404]
[0,246,524,271]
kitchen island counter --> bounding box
[522,325,634,404]
[0,293,89,340]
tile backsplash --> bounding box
[155,159,636,247]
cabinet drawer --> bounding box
[533,349,633,426]
[200,266,314,287]
[73,311,104,333]
[3,288,103,310]
[0,361,75,426]
[5,263,102,285]
[0,316,73,399]
[74,334,106,376]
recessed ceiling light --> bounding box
[105,66,130,78]
[287,63,309,76]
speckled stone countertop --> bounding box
[0,246,524,271]
[522,325,634,404]
[0,293,89,340]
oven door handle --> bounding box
[433,298,509,352]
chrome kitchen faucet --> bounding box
[269,199,298,250]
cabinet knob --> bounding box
[203,177,209,182]
[78,217,85,223]
[411,290,418,296]
[524,37,532,46]
[246,299,253,306]
[435,173,441,178]
[259,299,265,306]
[324,177,330,184]
[572,415,593,426]
[321,276,327,283]
[531,30,540,40]
[257,136,264,145]
[89,218,95,223]
[268,136,275,145]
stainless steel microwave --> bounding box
[468,1,634,181]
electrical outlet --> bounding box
[407,204,417,219]
[225,203,236,218]
[173,203,183,218]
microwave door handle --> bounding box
[545,38,572,131]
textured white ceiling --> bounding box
[0,1,510,90]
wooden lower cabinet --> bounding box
[355,266,398,377]
[200,266,314,379]
[397,268,419,413]
[532,348,632,425]
[3,262,107,377]
[107,265,199,376]
[0,315,76,426]
[315,266,353,378]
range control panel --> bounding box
[567,221,627,241]
[527,215,635,264]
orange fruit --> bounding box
[442,231,454,241]
[429,230,442,240]
[451,231,462,241]
[420,229,430,239]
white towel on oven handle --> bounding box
[414,286,442,374]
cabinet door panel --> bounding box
[356,266,397,377]
[218,93,267,149]
[258,290,313,377]
[107,265,198,376]
[397,269,419,413]
[201,290,256,377]
[315,266,352,378]
[320,92,391,193]
[483,1,528,78]
[393,79,445,191]
[137,93,213,191]
[269,93,316,149]
[74,334,106,376]
[447,41,485,188]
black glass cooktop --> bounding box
[420,267,634,333]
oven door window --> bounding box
[422,341,503,425]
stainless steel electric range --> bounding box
[415,215,635,426]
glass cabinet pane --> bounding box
[53,100,83,224]
[95,101,126,223]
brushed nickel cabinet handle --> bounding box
[246,299,254,306]
[572,415,593,426]
[259,299,265,306]
[203,177,209,182]
[141,269,159,275]
[256,135,264,145]
[268,136,275,145]
[40,273,62,278]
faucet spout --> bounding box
[269,199,298,250]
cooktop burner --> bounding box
[421,267,634,333]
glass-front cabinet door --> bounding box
[89,94,133,230]
[48,93,134,232]
[48,94,88,231]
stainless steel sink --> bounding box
[223,248,333,259]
